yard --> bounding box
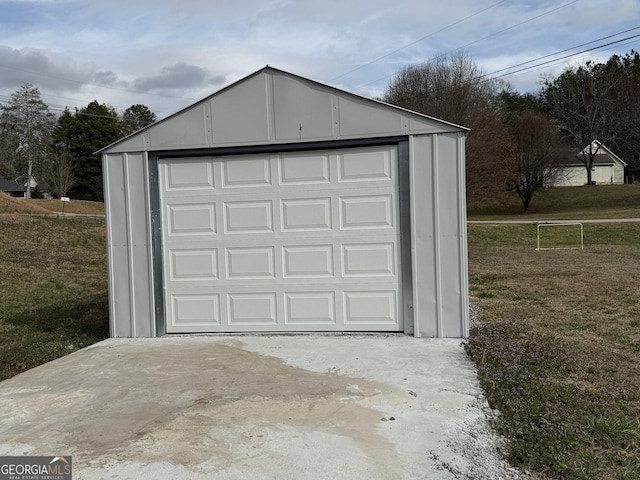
[0,187,639,478]
[466,222,640,479]
[0,195,108,381]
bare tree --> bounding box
[42,150,76,198]
[0,83,54,198]
[507,111,566,212]
[541,61,619,185]
[382,53,515,202]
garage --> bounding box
[100,66,469,338]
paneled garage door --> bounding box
[158,145,402,333]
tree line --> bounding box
[2,49,639,209]
[383,49,640,211]
[0,88,155,201]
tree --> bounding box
[41,149,76,198]
[507,111,566,212]
[605,51,640,177]
[52,102,122,201]
[121,104,156,137]
[540,61,619,185]
[382,53,515,202]
[0,83,54,198]
[499,89,542,121]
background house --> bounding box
[99,66,470,338]
[551,140,627,186]
[0,178,26,197]
[0,177,50,198]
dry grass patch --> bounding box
[0,214,108,381]
[466,226,640,479]
[0,194,104,216]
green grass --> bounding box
[466,184,640,479]
[465,221,640,479]
[468,184,640,220]
[0,214,109,381]
[468,222,640,248]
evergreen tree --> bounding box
[121,104,156,136]
[52,101,121,201]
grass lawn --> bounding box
[0,211,108,382]
[468,183,640,220]
[466,222,640,479]
[0,194,105,216]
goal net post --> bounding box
[536,223,584,251]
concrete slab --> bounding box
[0,335,523,479]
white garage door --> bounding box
[158,145,403,333]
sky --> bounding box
[0,0,639,120]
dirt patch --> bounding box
[0,341,401,477]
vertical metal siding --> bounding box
[436,134,468,337]
[409,133,469,338]
[124,153,154,337]
[456,133,471,337]
[104,153,132,337]
[103,152,155,337]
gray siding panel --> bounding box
[104,153,154,338]
[410,134,469,338]
[124,153,154,337]
[104,153,132,337]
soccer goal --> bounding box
[536,223,584,251]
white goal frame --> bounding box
[536,222,584,251]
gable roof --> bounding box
[100,66,468,155]
[0,178,23,193]
[553,140,628,168]
[577,140,627,167]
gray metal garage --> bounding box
[99,66,469,338]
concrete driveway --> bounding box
[0,335,521,479]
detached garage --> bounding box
[99,66,469,338]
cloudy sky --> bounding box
[1,0,639,119]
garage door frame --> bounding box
[148,137,413,335]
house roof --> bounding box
[99,66,468,155]
[576,140,627,167]
[0,178,24,193]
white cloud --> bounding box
[0,0,639,118]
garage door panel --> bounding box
[340,195,394,229]
[223,200,274,233]
[226,247,276,279]
[164,159,215,191]
[342,243,395,276]
[159,145,402,333]
[167,203,217,236]
[169,248,219,281]
[285,292,336,325]
[222,157,271,187]
[228,293,278,325]
[279,153,330,184]
[344,291,397,324]
[281,198,332,231]
[283,245,334,278]
[171,293,221,326]
[338,149,393,182]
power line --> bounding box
[385,32,640,105]
[484,26,640,79]
[487,34,640,82]
[327,0,509,83]
[353,0,582,91]
[330,0,579,86]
